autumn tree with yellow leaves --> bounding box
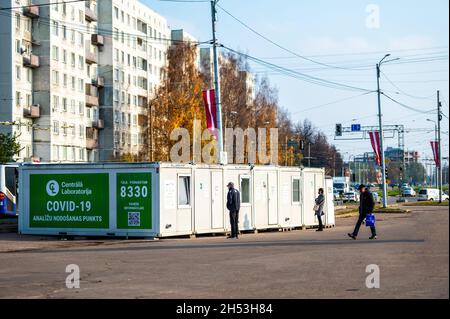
[142,43,208,162]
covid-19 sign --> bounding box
[29,174,110,228]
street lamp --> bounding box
[376,54,400,208]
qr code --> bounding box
[128,212,141,227]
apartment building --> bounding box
[0,0,103,162]
[0,0,170,162]
[97,0,170,161]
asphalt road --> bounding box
[0,206,448,299]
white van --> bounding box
[418,188,449,201]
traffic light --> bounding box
[385,167,389,179]
[336,124,343,137]
[300,140,305,151]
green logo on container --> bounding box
[116,173,152,230]
[29,174,109,229]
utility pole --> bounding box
[376,55,390,208]
[210,0,225,164]
[437,90,443,202]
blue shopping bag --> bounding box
[366,214,376,227]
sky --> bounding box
[144,0,449,164]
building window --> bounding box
[62,122,68,136]
[62,25,67,39]
[53,121,59,134]
[52,70,59,86]
[78,55,84,69]
[62,98,67,112]
[78,32,84,47]
[114,7,118,20]
[25,19,31,32]
[71,53,76,67]
[15,40,21,54]
[52,95,59,112]
[292,179,301,203]
[15,92,21,107]
[52,46,59,61]
[78,79,84,92]
[240,176,251,204]
[178,176,191,207]
[63,74,67,87]
[79,125,84,138]
[71,76,76,90]
[113,28,119,40]
[15,65,21,81]
[79,101,84,115]
[15,13,20,29]
[26,94,31,107]
[52,21,59,36]
[62,49,67,64]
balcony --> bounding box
[91,76,104,87]
[85,7,97,22]
[23,5,39,18]
[85,94,99,107]
[86,138,98,150]
[23,105,40,119]
[91,34,104,46]
[85,50,97,64]
[22,55,39,68]
[92,119,104,130]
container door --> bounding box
[268,172,278,225]
[303,171,316,226]
[325,178,335,226]
[211,171,224,229]
[194,170,211,232]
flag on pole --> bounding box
[202,89,218,139]
[431,141,440,168]
[369,131,382,166]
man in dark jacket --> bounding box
[348,184,377,240]
[226,182,241,239]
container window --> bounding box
[178,176,191,206]
[292,178,300,203]
[240,177,250,204]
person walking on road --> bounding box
[226,182,241,239]
[314,188,326,231]
[348,184,377,240]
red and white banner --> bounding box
[431,141,440,168]
[202,89,218,139]
[369,131,382,166]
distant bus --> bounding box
[0,164,19,217]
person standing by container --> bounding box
[226,182,241,239]
[348,184,377,240]
[314,188,326,231]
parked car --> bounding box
[418,189,449,201]
[402,187,416,197]
[401,183,409,190]
[343,191,359,203]
[333,190,341,201]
